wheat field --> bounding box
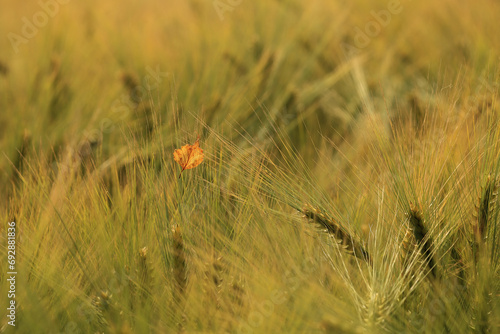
[1,0,499,333]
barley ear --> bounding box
[407,205,438,279]
[474,175,498,243]
[302,204,372,265]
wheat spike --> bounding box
[302,204,372,265]
[475,174,499,243]
[120,71,141,104]
[407,205,437,279]
[91,290,116,331]
[172,224,188,333]
[203,256,224,310]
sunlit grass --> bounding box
[1,0,500,333]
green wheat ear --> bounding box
[407,204,438,279]
[301,204,372,265]
[203,256,224,310]
[470,175,499,334]
[474,175,499,243]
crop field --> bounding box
[1,0,499,333]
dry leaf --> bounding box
[173,136,204,178]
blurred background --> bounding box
[1,0,499,181]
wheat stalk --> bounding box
[171,224,188,333]
[471,175,498,333]
[91,290,116,331]
[172,224,187,298]
[203,256,224,310]
[138,247,153,306]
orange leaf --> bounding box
[173,136,204,178]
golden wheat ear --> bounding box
[301,204,372,265]
[407,205,438,279]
